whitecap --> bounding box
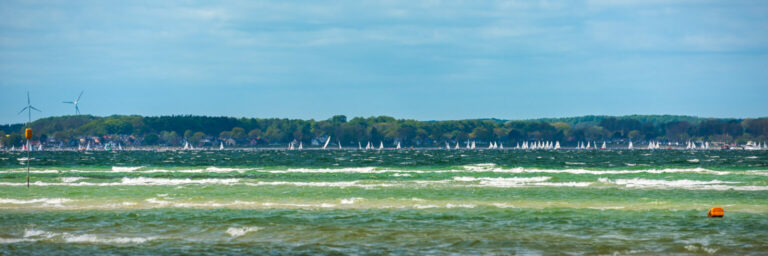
[226,226,260,238]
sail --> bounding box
[628,141,633,149]
[358,142,362,150]
[38,144,43,151]
[338,141,342,149]
[586,141,590,149]
[118,144,123,151]
[555,141,560,149]
[396,142,401,149]
[379,142,384,150]
[322,136,331,150]
[184,142,189,150]
[220,142,224,150]
[601,142,606,149]
[500,143,504,149]
[471,141,476,149]
[299,142,303,150]
[86,142,91,151]
[455,142,459,149]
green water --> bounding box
[1,150,767,254]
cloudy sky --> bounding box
[1,0,767,123]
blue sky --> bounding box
[1,0,767,123]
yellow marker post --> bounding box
[25,128,32,188]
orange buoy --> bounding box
[707,207,724,218]
[25,128,32,139]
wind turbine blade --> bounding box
[76,105,80,114]
[77,91,84,101]
[18,107,28,115]
[63,101,74,104]
[30,106,41,112]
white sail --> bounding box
[338,141,342,149]
[445,142,450,150]
[322,136,331,150]
[488,142,494,149]
[471,141,476,149]
[466,140,470,149]
[37,144,43,151]
[396,142,401,149]
[500,143,504,149]
[705,141,709,149]
[455,142,459,149]
[184,142,189,150]
[586,141,590,149]
[379,141,384,150]
[220,142,224,150]
[299,142,303,150]
[628,141,633,149]
[554,141,560,149]
[601,141,606,149]
[358,142,362,150]
[118,144,123,151]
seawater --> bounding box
[1,150,767,254]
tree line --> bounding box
[1,115,767,147]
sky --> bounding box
[1,0,767,124]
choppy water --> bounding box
[1,150,767,255]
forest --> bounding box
[1,115,767,147]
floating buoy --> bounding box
[25,128,32,139]
[707,207,724,218]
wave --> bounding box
[226,226,260,238]
[599,178,768,191]
[1,229,157,244]
[0,198,72,206]
[0,177,240,187]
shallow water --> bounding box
[1,149,767,254]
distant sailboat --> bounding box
[184,142,189,150]
[586,141,591,149]
[466,140,470,149]
[554,141,560,150]
[299,142,303,150]
[220,142,224,150]
[379,141,384,150]
[628,141,633,149]
[37,144,43,151]
[500,143,504,149]
[338,141,342,149]
[86,142,91,151]
[445,142,450,150]
[455,142,460,150]
[322,136,331,150]
[358,142,362,150]
[396,142,401,149]
[471,141,476,149]
[118,144,123,151]
[601,141,606,150]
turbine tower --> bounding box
[63,90,84,115]
[18,91,41,123]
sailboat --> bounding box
[299,142,303,150]
[220,142,224,150]
[454,142,459,150]
[586,141,591,149]
[466,140,470,149]
[86,142,91,151]
[338,141,342,149]
[37,144,43,151]
[379,142,384,150]
[601,141,606,150]
[628,141,633,149]
[554,141,560,150]
[488,142,494,149]
[500,143,504,149]
[118,144,123,151]
[358,142,362,150]
[366,141,371,150]
[184,142,189,150]
[289,142,294,150]
[445,142,450,150]
[396,142,401,149]
[322,136,331,150]
[471,141,476,149]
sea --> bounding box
[1,149,767,255]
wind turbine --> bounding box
[63,90,84,115]
[18,91,41,123]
